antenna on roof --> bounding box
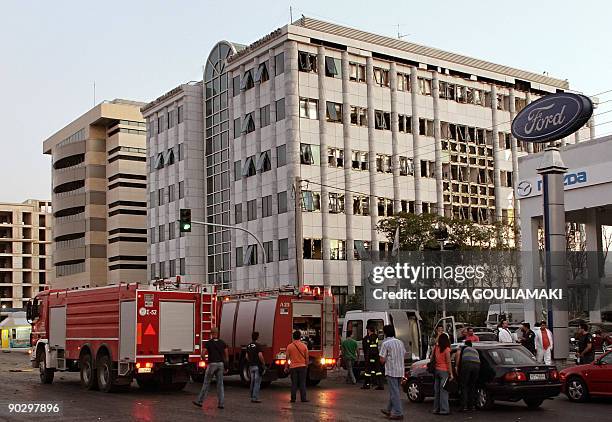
[290,6,293,23]
[397,24,409,40]
[93,81,96,106]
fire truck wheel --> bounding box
[239,361,251,387]
[79,353,98,390]
[97,355,117,393]
[37,349,54,384]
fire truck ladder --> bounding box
[200,285,216,348]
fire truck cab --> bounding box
[26,282,215,392]
[217,285,339,386]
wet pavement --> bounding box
[0,350,610,422]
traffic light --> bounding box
[179,208,192,232]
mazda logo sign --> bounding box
[511,93,593,143]
[517,181,532,197]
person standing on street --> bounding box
[246,331,265,403]
[285,330,309,403]
[193,327,228,410]
[497,320,513,343]
[535,320,554,365]
[362,325,384,390]
[455,340,480,412]
[341,330,358,385]
[433,332,453,416]
[379,325,406,420]
[576,322,595,365]
[519,322,536,356]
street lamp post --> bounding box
[191,220,268,290]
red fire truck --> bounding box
[216,285,339,386]
[26,281,216,392]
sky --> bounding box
[1,0,611,203]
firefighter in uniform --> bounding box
[361,325,384,390]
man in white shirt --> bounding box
[497,320,513,343]
[534,320,554,365]
[379,325,406,420]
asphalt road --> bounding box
[0,350,610,422]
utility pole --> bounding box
[294,177,304,288]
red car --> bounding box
[560,350,612,402]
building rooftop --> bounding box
[141,81,202,114]
[229,16,569,90]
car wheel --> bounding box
[97,355,116,393]
[475,386,494,410]
[406,380,424,403]
[567,377,589,402]
[524,398,543,409]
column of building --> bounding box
[432,71,444,216]
[268,48,280,288]
[410,67,422,214]
[366,57,379,252]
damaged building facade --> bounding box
[144,18,592,298]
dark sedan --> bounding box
[403,342,561,409]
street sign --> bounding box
[511,92,593,143]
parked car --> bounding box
[403,342,561,410]
[560,350,612,402]
[470,327,497,342]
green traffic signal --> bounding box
[179,208,192,233]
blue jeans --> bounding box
[434,369,450,414]
[386,376,403,417]
[196,362,224,407]
[249,365,261,401]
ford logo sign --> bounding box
[511,93,593,143]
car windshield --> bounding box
[486,348,535,366]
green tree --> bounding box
[376,213,515,251]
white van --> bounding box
[342,310,422,377]
[486,303,525,330]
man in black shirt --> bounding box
[576,322,595,364]
[194,327,228,410]
[246,331,265,403]
[519,322,536,356]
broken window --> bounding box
[420,160,429,178]
[373,67,389,87]
[165,148,175,166]
[300,143,320,165]
[456,85,466,103]
[397,73,410,91]
[360,152,368,170]
[439,81,448,99]
[275,52,284,75]
[359,108,368,126]
[515,97,527,112]
[484,91,492,107]
[418,77,432,96]
[240,69,255,90]
[254,61,269,83]
[245,244,258,265]
[301,191,321,212]
[354,240,370,260]
[299,98,318,119]
[298,51,317,73]
[303,238,322,259]
[326,101,342,123]
[154,152,165,169]
[353,195,370,215]
[328,148,343,168]
[241,113,255,134]
[330,239,346,260]
[260,105,270,127]
[473,89,483,106]
[256,150,271,173]
[349,62,366,82]
[242,156,256,177]
[329,193,345,214]
[399,156,413,176]
[325,56,342,78]
[374,110,390,130]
